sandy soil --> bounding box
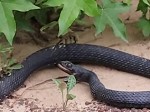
[1,1,150,112]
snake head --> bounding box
[57,61,91,82]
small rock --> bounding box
[85,101,92,105]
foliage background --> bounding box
[0,0,149,45]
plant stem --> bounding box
[65,90,69,107]
[62,91,66,111]
[65,98,69,107]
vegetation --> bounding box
[137,0,150,37]
[0,0,149,45]
[0,44,22,77]
[53,75,76,110]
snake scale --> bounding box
[0,44,150,108]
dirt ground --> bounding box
[1,1,150,112]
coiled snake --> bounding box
[0,44,150,108]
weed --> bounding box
[53,75,76,111]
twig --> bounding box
[13,76,68,99]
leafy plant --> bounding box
[0,0,150,45]
[53,75,76,111]
[0,44,22,77]
[43,0,100,36]
[138,17,150,36]
[137,0,150,37]
[94,0,130,42]
[0,0,39,45]
[0,0,130,45]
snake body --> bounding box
[58,61,150,108]
[0,44,150,108]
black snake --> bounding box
[0,44,150,108]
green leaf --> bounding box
[53,79,67,92]
[67,75,76,92]
[94,0,130,42]
[52,79,61,87]
[15,12,34,32]
[58,0,80,36]
[143,0,150,6]
[137,17,150,37]
[7,58,16,67]
[0,0,39,45]
[44,0,99,36]
[123,0,131,5]
[43,0,64,7]
[66,94,76,100]
[137,0,148,15]
[77,0,100,17]
[59,82,67,92]
[8,63,23,70]
[40,21,58,31]
[0,32,3,37]
[35,0,47,5]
